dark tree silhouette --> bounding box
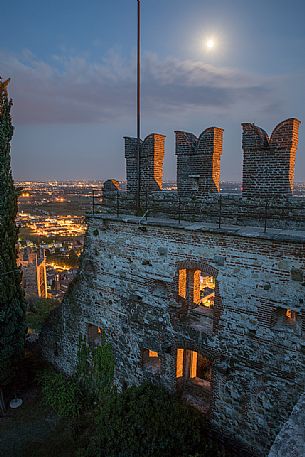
[0,79,26,407]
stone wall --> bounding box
[41,116,304,456]
[242,119,301,198]
[268,392,305,457]
[102,117,304,229]
[42,214,305,457]
[102,190,305,231]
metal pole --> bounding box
[218,195,222,229]
[92,189,95,215]
[264,200,268,233]
[117,190,120,218]
[136,0,141,214]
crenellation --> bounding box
[124,133,165,193]
[176,127,224,195]
[242,118,301,198]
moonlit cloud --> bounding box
[1,50,278,125]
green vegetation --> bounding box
[0,83,26,386]
[77,336,115,403]
[39,370,82,417]
[30,381,234,457]
[26,298,60,332]
[34,337,235,457]
[79,383,219,457]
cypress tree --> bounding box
[0,79,26,390]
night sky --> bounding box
[1,0,305,182]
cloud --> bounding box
[1,50,279,124]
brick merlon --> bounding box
[241,123,269,149]
[270,118,301,150]
[175,127,223,156]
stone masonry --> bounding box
[42,118,305,457]
[242,119,301,198]
[176,127,223,195]
[124,133,165,193]
[268,393,305,457]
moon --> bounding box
[205,38,216,50]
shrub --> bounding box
[76,335,115,403]
[39,369,82,417]
[27,298,59,332]
[76,383,229,457]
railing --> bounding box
[91,190,305,234]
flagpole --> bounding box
[136,0,141,213]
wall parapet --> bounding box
[100,190,305,232]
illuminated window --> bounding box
[142,349,161,373]
[178,269,187,299]
[88,324,103,347]
[176,349,212,389]
[178,268,216,309]
[285,309,297,321]
[199,274,215,308]
[273,308,298,329]
[176,348,184,378]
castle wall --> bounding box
[42,214,305,456]
[42,116,304,456]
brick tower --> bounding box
[175,127,223,196]
[242,118,301,198]
[124,133,165,193]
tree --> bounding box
[0,79,26,396]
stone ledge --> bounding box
[87,213,305,244]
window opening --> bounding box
[88,324,102,347]
[142,349,161,373]
[178,268,216,309]
[176,349,212,388]
[200,274,215,308]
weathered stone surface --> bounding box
[41,118,305,457]
[103,179,121,192]
[125,133,165,193]
[291,268,304,282]
[268,393,305,457]
[42,215,305,457]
